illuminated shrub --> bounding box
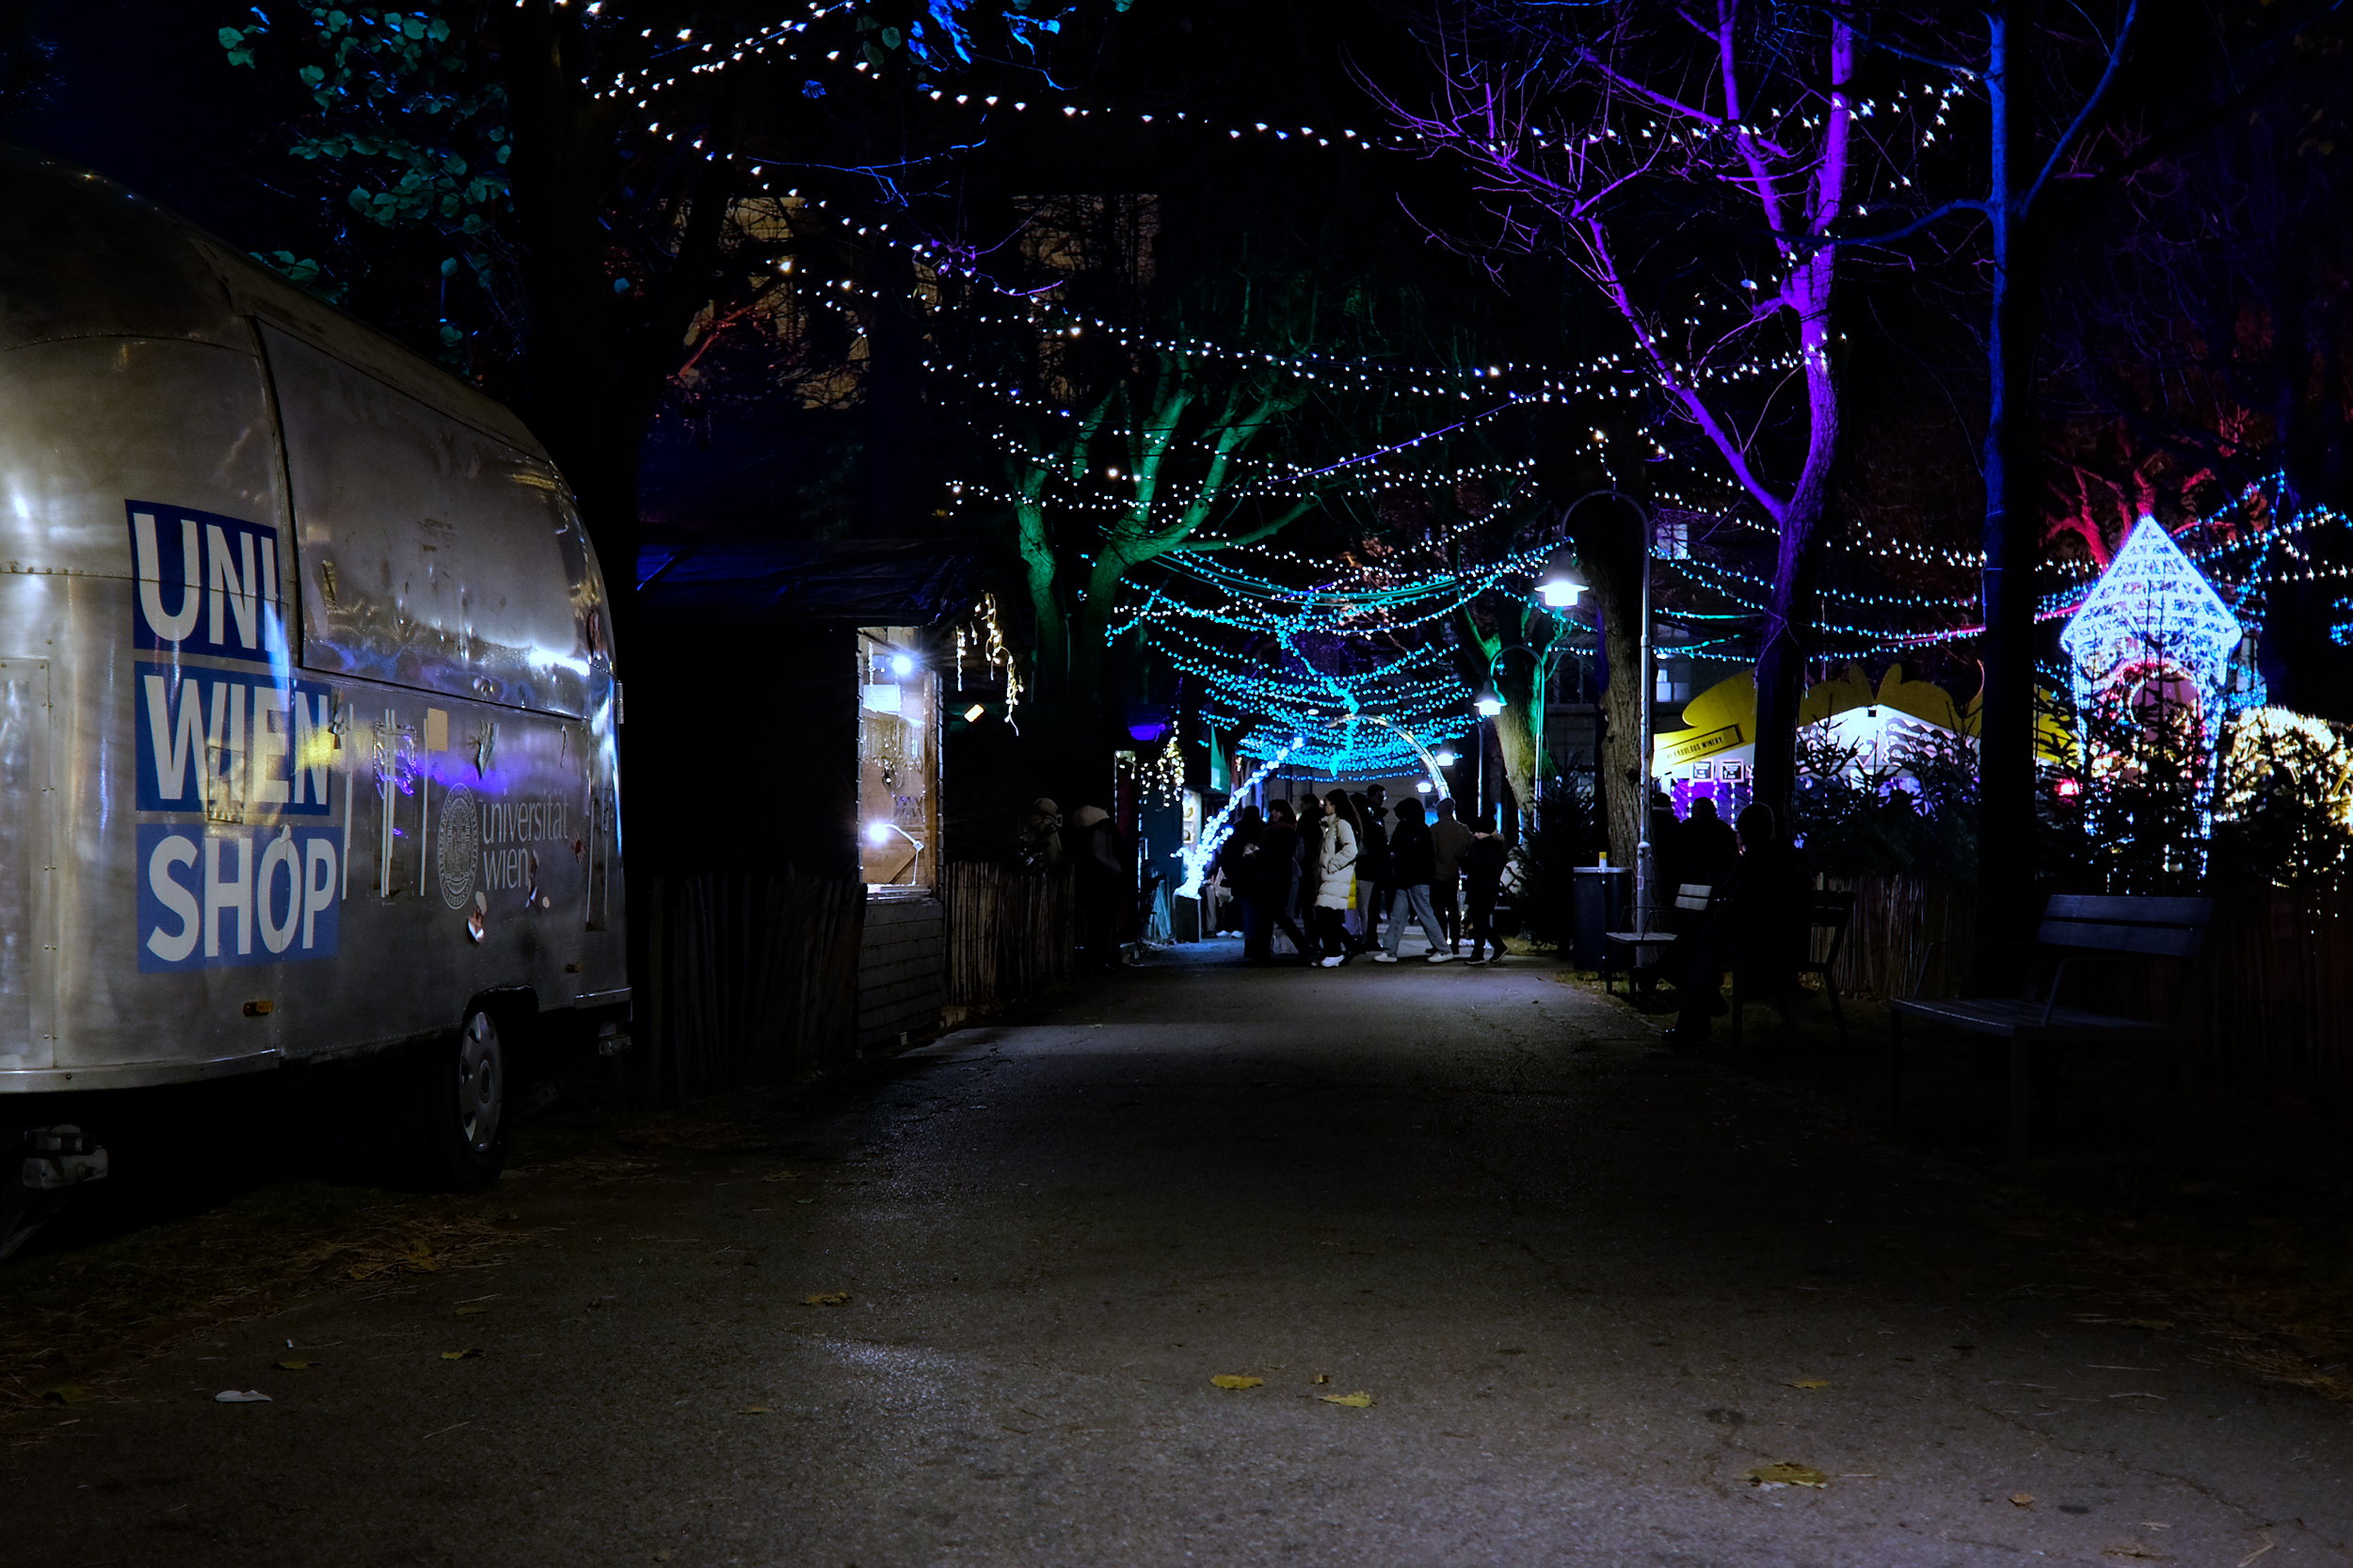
[2210,707,2353,890]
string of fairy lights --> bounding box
[568,9,2342,758]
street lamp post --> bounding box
[1634,503,1655,938]
[1471,489,1655,931]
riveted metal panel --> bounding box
[260,324,600,720]
[0,658,54,1069]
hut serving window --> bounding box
[857,627,938,889]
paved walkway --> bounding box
[10,945,2351,1566]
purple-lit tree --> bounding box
[1374,2,1871,830]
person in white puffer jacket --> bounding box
[1311,788,1364,967]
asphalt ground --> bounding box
[7,940,2350,1567]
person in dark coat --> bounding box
[1681,796,1740,890]
[1661,802,1800,1045]
[1353,787,1391,948]
[1249,800,1314,963]
[1294,794,1326,923]
[1430,797,1476,953]
[1463,809,1510,963]
[1214,806,1262,941]
[1070,804,1128,972]
[1375,797,1452,962]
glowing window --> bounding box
[857,628,937,888]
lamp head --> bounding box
[1536,544,1586,609]
[1433,748,1459,767]
[1473,684,1505,718]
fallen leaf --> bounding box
[1319,1390,1374,1408]
[455,1304,493,1318]
[273,1359,317,1371]
[801,1291,852,1306]
[440,1348,483,1362]
[1209,1374,1264,1390]
[2074,1315,2174,1332]
[1786,1379,1831,1389]
[1745,1462,1830,1489]
[740,1405,771,1415]
[36,1384,90,1407]
[213,1389,273,1404]
[2103,1544,2166,1560]
[761,1171,801,1183]
[1312,1373,1331,1385]
[2011,1493,2036,1507]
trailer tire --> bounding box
[411,1007,511,1191]
[0,1188,66,1265]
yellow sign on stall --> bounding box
[1656,723,1748,771]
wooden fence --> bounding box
[640,872,865,1102]
[943,862,1075,1010]
[1822,875,2353,1100]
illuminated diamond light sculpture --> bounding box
[2059,515,2242,757]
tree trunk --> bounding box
[501,7,633,566]
[1977,3,2046,959]
[1492,657,1542,833]
[500,3,737,593]
[1594,582,1643,872]
[1567,489,1648,873]
[1753,474,1833,826]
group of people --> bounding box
[1212,782,1511,968]
[1022,795,1136,974]
[1647,796,1801,1048]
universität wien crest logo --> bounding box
[438,784,480,909]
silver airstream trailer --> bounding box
[0,148,628,1250]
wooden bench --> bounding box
[1602,884,1714,996]
[1888,893,2213,1160]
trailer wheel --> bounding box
[0,1187,66,1265]
[0,1127,108,1264]
[412,1008,509,1190]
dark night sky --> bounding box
[7,0,313,253]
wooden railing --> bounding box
[943,861,1075,1009]
[639,872,865,1100]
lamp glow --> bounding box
[963,703,986,722]
[1433,748,1459,767]
[1473,684,1505,718]
[888,651,918,678]
[864,821,893,845]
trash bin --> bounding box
[1570,865,1630,968]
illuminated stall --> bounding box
[633,541,974,1056]
[1651,664,1980,818]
